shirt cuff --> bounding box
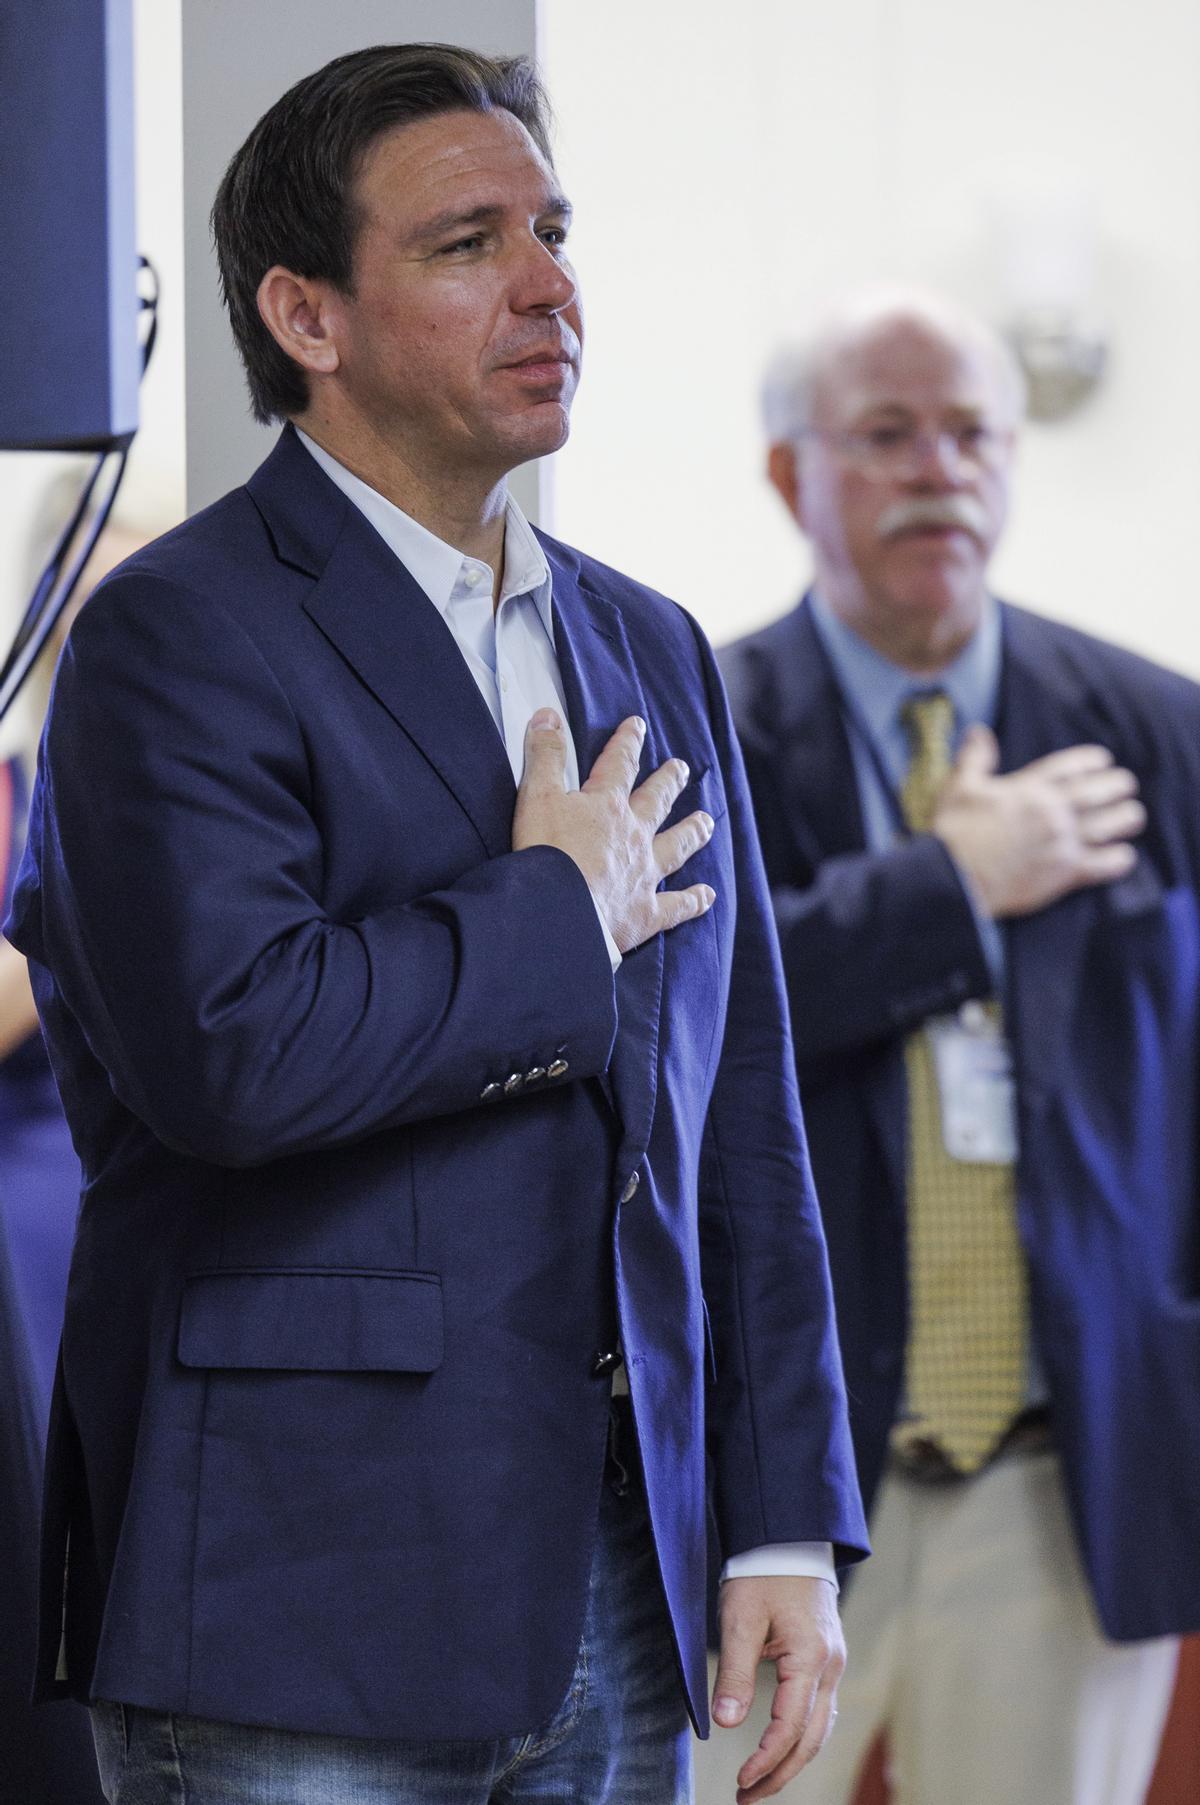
[719,1542,838,1589]
[589,892,622,972]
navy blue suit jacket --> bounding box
[8,432,866,1741]
[720,595,1200,1643]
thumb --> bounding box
[712,1614,761,1728]
[519,709,567,792]
[955,721,1000,780]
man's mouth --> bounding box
[502,350,572,377]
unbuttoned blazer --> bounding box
[720,595,1200,1642]
[9,432,866,1742]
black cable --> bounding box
[0,256,159,723]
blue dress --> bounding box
[0,756,104,1802]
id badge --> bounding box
[926,1002,1018,1164]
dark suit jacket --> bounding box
[7,431,866,1742]
[720,595,1200,1643]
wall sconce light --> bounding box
[985,167,1108,423]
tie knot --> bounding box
[901,689,955,754]
[900,690,955,831]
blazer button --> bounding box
[620,1171,640,1203]
[591,1350,623,1378]
[502,1072,525,1096]
[524,1065,547,1086]
[480,1082,503,1103]
[547,1058,569,1080]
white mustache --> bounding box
[876,496,990,541]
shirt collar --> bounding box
[295,428,554,634]
[808,589,1002,742]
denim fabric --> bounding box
[91,1420,692,1805]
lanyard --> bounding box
[835,687,917,842]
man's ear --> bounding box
[766,440,805,529]
[256,267,342,378]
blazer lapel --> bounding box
[771,601,906,1196]
[248,429,516,861]
[996,604,1159,1113]
[545,542,664,1159]
[770,600,868,864]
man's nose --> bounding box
[909,429,968,487]
[511,237,578,314]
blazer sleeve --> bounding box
[687,618,869,1566]
[12,572,618,1167]
[769,841,993,1077]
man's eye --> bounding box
[956,423,990,449]
[863,425,911,451]
[540,226,569,248]
[440,235,485,255]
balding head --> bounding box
[764,287,1022,672]
[763,287,1025,444]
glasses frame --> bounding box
[805,422,1016,483]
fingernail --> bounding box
[714,1695,745,1724]
[677,760,690,783]
[531,710,561,732]
[633,716,647,737]
[702,885,715,907]
[699,812,714,835]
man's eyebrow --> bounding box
[407,194,574,246]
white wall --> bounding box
[541,0,1200,672]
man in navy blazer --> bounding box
[708,288,1200,1805]
[8,43,866,1805]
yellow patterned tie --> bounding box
[896,692,1028,1474]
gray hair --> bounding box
[761,286,1027,443]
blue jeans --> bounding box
[91,1409,692,1803]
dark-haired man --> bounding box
[707,287,1199,1805]
[10,44,866,1805]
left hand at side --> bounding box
[712,1574,845,1802]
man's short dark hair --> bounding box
[211,43,555,425]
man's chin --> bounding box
[499,402,573,466]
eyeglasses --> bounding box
[809,421,1015,483]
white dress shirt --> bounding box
[296,430,836,1591]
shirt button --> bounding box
[525,1066,547,1086]
[464,567,484,588]
[502,1072,525,1096]
[479,1082,502,1104]
[547,1058,569,1081]
[591,1350,623,1378]
[620,1172,640,1204]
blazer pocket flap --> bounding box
[177,1269,443,1373]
